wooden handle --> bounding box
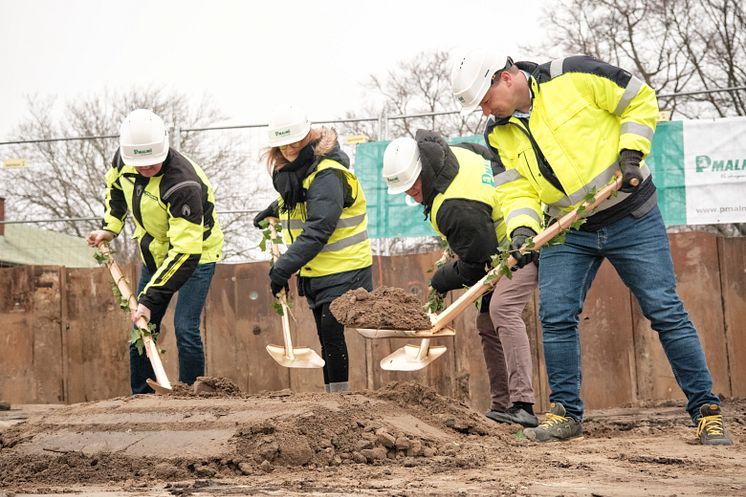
[97,242,172,389]
[430,173,623,332]
[267,219,295,356]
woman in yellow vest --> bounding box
[255,105,373,392]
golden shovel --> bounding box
[380,251,453,371]
[98,242,172,394]
[359,173,625,343]
[264,219,325,369]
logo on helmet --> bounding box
[182,205,191,217]
[133,148,153,155]
[274,130,291,137]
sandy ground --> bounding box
[1,381,744,497]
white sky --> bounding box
[0,0,548,141]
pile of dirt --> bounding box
[330,287,431,330]
[0,382,498,487]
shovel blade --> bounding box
[145,378,173,395]
[380,344,448,371]
[266,344,326,368]
[356,326,456,339]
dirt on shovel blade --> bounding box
[330,286,431,330]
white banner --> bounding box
[684,117,746,225]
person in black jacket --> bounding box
[382,130,539,427]
[254,105,373,392]
[87,109,224,394]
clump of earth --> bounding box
[330,287,432,330]
[169,375,242,397]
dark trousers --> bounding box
[130,262,216,394]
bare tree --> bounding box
[3,88,260,260]
[338,50,489,141]
[532,0,745,119]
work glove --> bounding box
[430,261,462,294]
[619,149,644,193]
[253,200,279,228]
[268,267,289,297]
[510,227,539,269]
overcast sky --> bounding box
[0,0,548,141]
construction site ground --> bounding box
[1,382,744,497]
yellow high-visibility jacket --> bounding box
[430,146,507,245]
[278,160,372,278]
[102,149,223,308]
[486,56,659,236]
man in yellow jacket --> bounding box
[87,109,223,394]
[451,50,730,445]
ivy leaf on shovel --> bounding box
[129,322,159,356]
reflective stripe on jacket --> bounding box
[487,56,658,236]
[281,159,372,277]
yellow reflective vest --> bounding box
[280,160,372,277]
[430,147,507,245]
[102,149,223,307]
[487,56,658,236]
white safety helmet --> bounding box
[267,105,311,147]
[119,109,169,167]
[382,137,422,195]
[450,48,513,116]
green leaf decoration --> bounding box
[272,301,284,316]
[426,287,446,314]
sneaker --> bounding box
[485,408,509,425]
[697,404,732,446]
[523,402,582,442]
[485,405,538,427]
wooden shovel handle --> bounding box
[430,173,623,332]
[267,219,294,355]
[97,242,172,389]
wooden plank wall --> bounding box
[0,233,743,410]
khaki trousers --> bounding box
[475,262,538,410]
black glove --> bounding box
[430,261,461,294]
[619,149,644,193]
[253,200,279,228]
[269,267,289,297]
[510,227,539,269]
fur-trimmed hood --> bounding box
[310,127,349,170]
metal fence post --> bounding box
[377,111,388,141]
[171,122,181,152]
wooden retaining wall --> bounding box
[1,232,744,411]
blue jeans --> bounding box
[131,262,216,394]
[538,206,718,422]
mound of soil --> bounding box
[0,382,498,487]
[330,287,431,330]
[1,393,744,495]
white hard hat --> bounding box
[119,109,169,167]
[450,48,513,116]
[267,105,311,147]
[382,137,422,195]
